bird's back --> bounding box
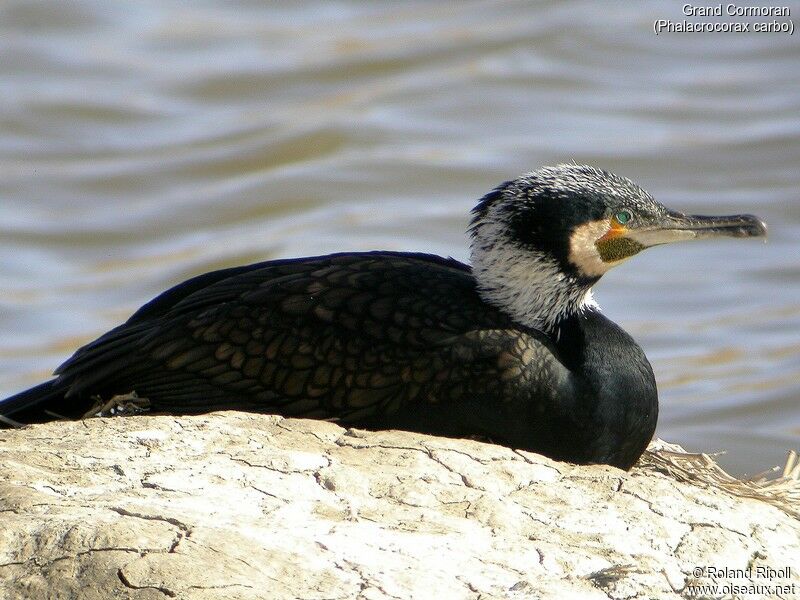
[4,253,566,438]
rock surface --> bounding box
[0,412,798,600]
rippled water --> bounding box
[1,1,798,475]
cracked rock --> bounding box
[0,413,798,599]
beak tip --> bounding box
[745,215,768,238]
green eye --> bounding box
[615,210,632,224]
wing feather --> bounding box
[45,252,578,439]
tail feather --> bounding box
[0,381,66,427]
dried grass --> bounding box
[640,439,800,520]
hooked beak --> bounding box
[628,210,768,248]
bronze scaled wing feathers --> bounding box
[54,252,575,429]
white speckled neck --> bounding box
[470,207,598,333]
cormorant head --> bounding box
[470,164,767,332]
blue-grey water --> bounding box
[1,1,798,475]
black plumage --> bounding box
[0,165,766,470]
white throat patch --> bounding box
[568,219,630,277]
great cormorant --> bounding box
[0,165,766,469]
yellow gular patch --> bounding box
[568,219,644,276]
[596,235,646,263]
